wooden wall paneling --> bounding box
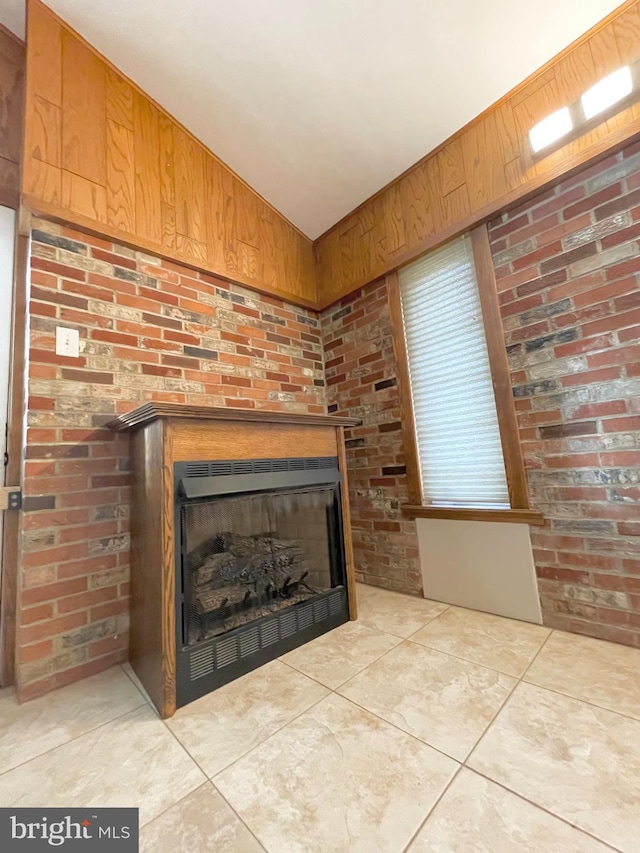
[0,158,19,206]
[0,32,25,166]
[106,68,134,130]
[493,101,520,166]
[259,211,280,290]
[175,125,206,247]
[29,96,61,166]
[315,0,640,307]
[0,26,24,209]
[61,30,106,186]
[23,0,317,306]
[399,164,435,258]
[23,158,61,206]
[204,154,225,272]
[220,167,239,277]
[27,0,61,105]
[379,182,406,257]
[106,119,135,233]
[613,7,640,121]
[61,172,107,222]
[158,115,175,250]
[133,91,162,244]
[462,113,508,209]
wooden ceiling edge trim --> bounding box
[312,0,640,245]
[316,122,640,310]
[27,0,313,244]
[21,195,321,311]
[0,185,20,211]
[0,21,25,47]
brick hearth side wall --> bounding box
[321,280,423,595]
[18,219,326,699]
[489,142,640,647]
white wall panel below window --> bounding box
[417,518,542,624]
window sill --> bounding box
[401,504,545,525]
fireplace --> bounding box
[175,457,349,705]
[108,403,359,718]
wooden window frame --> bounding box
[387,223,544,526]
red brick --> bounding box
[18,640,53,664]
[20,611,87,645]
[561,367,621,387]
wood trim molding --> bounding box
[402,505,545,525]
[337,426,358,621]
[107,402,360,432]
[1,233,28,687]
[471,225,530,509]
[21,196,319,310]
[386,232,538,522]
[386,271,423,505]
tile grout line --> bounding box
[0,694,149,780]
[460,628,633,853]
[400,764,465,853]
[460,628,556,770]
[515,630,640,725]
[465,766,625,853]
[151,720,268,851]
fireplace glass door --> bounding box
[181,486,343,646]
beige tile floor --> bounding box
[1,583,639,851]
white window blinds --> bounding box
[398,234,510,508]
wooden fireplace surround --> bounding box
[108,403,360,718]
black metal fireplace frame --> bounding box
[173,457,350,707]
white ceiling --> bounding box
[1,1,627,238]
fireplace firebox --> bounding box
[175,457,349,705]
[107,403,359,718]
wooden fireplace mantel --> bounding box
[109,403,359,718]
[106,402,360,431]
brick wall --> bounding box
[321,280,422,595]
[489,142,640,647]
[17,218,326,699]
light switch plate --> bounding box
[55,326,80,358]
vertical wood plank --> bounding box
[204,155,225,273]
[61,29,106,185]
[106,119,135,233]
[61,171,107,222]
[175,126,206,243]
[28,96,60,166]
[106,69,134,131]
[133,91,162,244]
[28,0,62,105]
[0,32,25,165]
[23,158,61,205]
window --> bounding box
[387,225,539,523]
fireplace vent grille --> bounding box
[188,587,346,682]
[184,457,336,479]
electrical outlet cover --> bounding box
[55,326,80,358]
